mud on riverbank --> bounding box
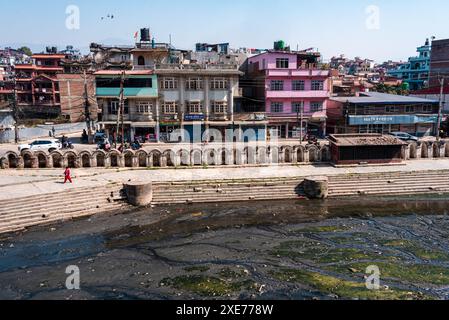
[1,195,449,300]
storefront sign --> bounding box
[184,114,205,121]
[348,115,438,125]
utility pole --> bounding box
[83,70,93,143]
[11,71,19,143]
[115,70,125,149]
[436,76,445,139]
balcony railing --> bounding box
[155,63,239,71]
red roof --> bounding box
[412,86,449,95]
[94,70,153,76]
[15,64,35,70]
[35,66,64,72]
[32,54,66,59]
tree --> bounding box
[17,46,32,56]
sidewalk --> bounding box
[2,159,449,201]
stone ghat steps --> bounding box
[329,184,449,196]
[0,184,130,235]
[329,172,449,182]
[152,194,303,205]
[328,179,449,191]
[0,204,130,235]
[0,199,125,223]
[151,183,305,204]
[150,172,449,205]
[0,186,125,214]
[329,187,449,197]
[0,184,124,209]
[153,182,303,199]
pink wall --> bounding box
[248,52,331,117]
[249,52,298,70]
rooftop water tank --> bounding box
[140,28,151,42]
[274,40,285,51]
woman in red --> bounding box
[64,167,73,184]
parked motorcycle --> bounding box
[61,140,75,150]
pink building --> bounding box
[245,51,330,139]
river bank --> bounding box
[3,160,449,235]
[1,195,449,300]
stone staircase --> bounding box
[328,171,449,197]
[151,171,449,205]
[151,178,306,205]
[0,182,131,235]
[3,170,449,235]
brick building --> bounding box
[57,73,98,123]
[430,38,449,87]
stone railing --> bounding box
[2,140,448,170]
[0,144,330,169]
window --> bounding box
[107,100,129,114]
[161,78,178,90]
[136,101,152,114]
[210,78,228,90]
[187,101,203,113]
[137,56,145,66]
[186,78,203,90]
[292,101,304,113]
[276,58,289,69]
[292,80,305,91]
[363,106,377,115]
[310,102,323,112]
[97,78,152,88]
[385,106,399,113]
[270,102,283,113]
[212,101,228,114]
[311,80,324,91]
[108,101,119,114]
[405,106,415,113]
[422,105,433,113]
[162,102,178,114]
[270,80,284,91]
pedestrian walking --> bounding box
[52,126,56,137]
[64,167,73,184]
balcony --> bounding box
[96,87,158,98]
[266,90,329,99]
[131,114,154,122]
[267,69,330,77]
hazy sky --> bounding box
[2,0,449,62]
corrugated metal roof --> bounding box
[329,133,406,147]
[330,92,439,104]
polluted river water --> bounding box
[1,195,449,300]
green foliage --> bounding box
[17,46,32,56]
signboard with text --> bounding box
[348,115,438,126]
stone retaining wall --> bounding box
[1,141,448,169]
[0,144,331,169]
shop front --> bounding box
[183,114,206,143]
[268,117,326,140]
[131,123,157,143]
[348,115,438,137]
[160,117,182,143]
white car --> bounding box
[18,139,62,153]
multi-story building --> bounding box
[244,49,330,139]
[429,38,449,87]
[14,52,65,117]
[97,29,248,143]
[327,92,440,137]
[388,39,431,91]
[95,69,159,142]
[156,64,243,142]
[89,43,134,71]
